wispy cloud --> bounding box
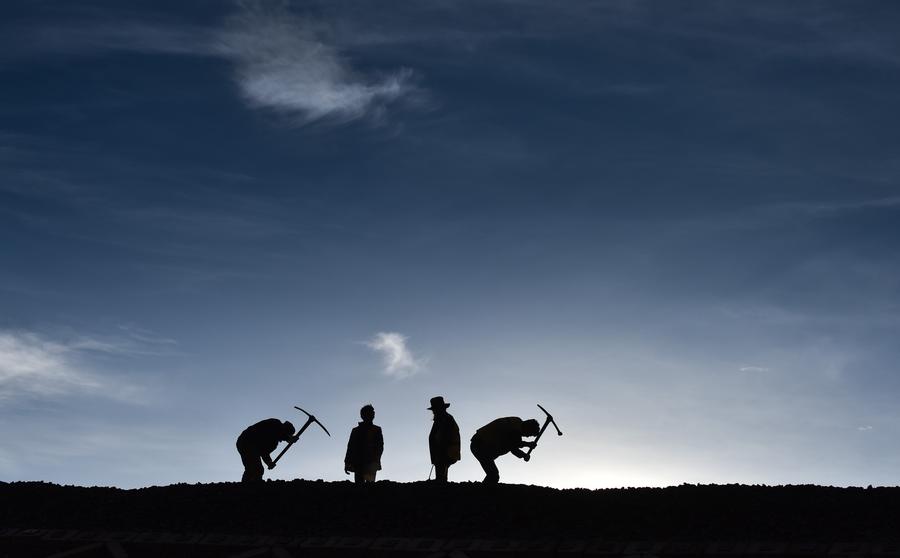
[739,366,770,373]
[858,425,874,432]
[215,2,415,124]
[779,196,900,216]
[0,330,161,403]
[22,21,214,57]
[669,192,900,236]
[8,2,417,126]
[365,332,423,379]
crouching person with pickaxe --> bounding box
[470,404,563,484]
[470,417,540,483]
[236,418,299,483]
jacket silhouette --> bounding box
[470,417,539,483]
[428,396,460,482]
[236,418,296,483]
[344,405,384,483]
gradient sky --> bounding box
[2,0,900,489]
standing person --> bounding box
[470,416,540,483]
[428,396,460,482]
[236,418,298,483]
[344,404,384,483]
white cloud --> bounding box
[215,2,415,124]
[0,331,147,403]
[365,332,423,379]
[13,2,417,126]
[739,366,770,372]
[858,425,874,432]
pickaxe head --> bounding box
[537,404,563,436]
[294,406,332,437]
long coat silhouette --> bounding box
[344,421,384,483]
[428,396,460,482]
[430,413,461,464]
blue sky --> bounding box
[2,0,900,488]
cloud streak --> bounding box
[782,196,900,216]
[22,21,214,57]
[365,332,423,379]
[215,2,415,124]
[7,2,417,125]
[0,330,151,403]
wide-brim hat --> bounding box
[427,396,450,410]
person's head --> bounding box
[282,421,296,440]
[360,404,375,422]
[523,419,540,437]
[427,396,450,416]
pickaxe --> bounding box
[525,403,563,457]
[272,406,331,465]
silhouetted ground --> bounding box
[1,481,897,542]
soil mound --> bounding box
[1,481,896,541]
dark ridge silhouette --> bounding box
[1,481,898,542]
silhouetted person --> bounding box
[470,417,540,483]
[236,418,298,483]
[344,404,384,483]
[428,396,460,482]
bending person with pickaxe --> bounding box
[236,418,299,483]
[470,416,540,483]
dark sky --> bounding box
[2,0,900,487]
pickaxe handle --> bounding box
[525,417,552,457]
[526,404,563,456]
[272,417,314,465]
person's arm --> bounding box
[376,426,384,460]
[449,417,461,462]
[344,429,356,474]
[511,429,535,460]
[264,453,276,469]
[517,420,537,450]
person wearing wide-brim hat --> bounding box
[428,396,460,482]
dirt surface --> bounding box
[1,481,897,541]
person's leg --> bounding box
[480,457,499,483]
[434,464,449,482]
[362,470,376,482]
[470,440,499,483]
[354,471,365,484]
[238,445,264,483]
